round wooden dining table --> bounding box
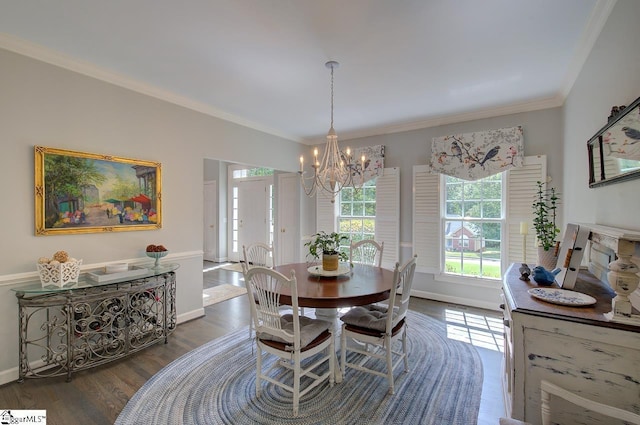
[273,262,396,309]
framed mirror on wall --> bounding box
[588,96,640,188]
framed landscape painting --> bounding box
[34,146,162,235]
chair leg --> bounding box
[340,326,347,378]
[402,327,409,372]
[293,351,301,417]
[329,330,335,387]
[256,345,262,397]
[386,335,394,394]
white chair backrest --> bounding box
[349,239,384,267]
[540,380,640,425]
[386,255,417,332]
[243,243,276,268]
[243,266,300,347]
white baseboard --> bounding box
[410,289,502,312]
[178,308,205,323]
[0,366,18,386]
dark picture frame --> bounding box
[35,146,162,235]
[588,96,640,188]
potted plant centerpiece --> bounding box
[532,181,560,270]
[305,231,349,271]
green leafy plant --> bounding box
[305,231,349,262]
[532,181,560,251]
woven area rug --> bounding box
[116,310,483,425]
[202,284,247,307]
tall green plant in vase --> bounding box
[532,181,560,269]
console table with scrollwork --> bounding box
[12,263,178,382]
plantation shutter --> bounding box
[315,194,337,234]
[374,168,400,269]
[505,155,547,265]
[413,165,441,273]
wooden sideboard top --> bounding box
[503,263,640,332]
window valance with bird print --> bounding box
[429,126,524,180]
[350,144,385,184]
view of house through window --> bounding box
[338,178,377,257]
[444,174,502,279]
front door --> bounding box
[236,179,268,261]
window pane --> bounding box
[364,187,376,201]
[339,180,377,247]
[443,174,503,279]
[464,201,480,218]
[363,219,375,234]
[446,201,462,217]
[446,181,463,200]
[483,201,501,218]
[364,202,375,216]
[482,181,502,199]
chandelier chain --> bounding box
[330,63,334,129]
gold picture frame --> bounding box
[35,146,162,235]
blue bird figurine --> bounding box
[532,266,561,286]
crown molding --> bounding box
[301,94,564,144]
[0,33,300,143]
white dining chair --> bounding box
[339,255,417,394]
[243,265,335,417]
[243,243,280,338]
[349,239,384,267]
[541,380,640,424]
[242,242,275,269]
[499,379,640,425]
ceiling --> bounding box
[0,1,613,143]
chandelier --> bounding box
[299,61,365,203]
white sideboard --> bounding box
[501,263,640,424]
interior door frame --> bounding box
[276,172,300,265]
[203,180,218,262]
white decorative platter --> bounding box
[527,288,596,306]
[307,264,351,277]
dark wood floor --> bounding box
[0,263,505,424]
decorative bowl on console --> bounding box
[146,244,168,267]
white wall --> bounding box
[563,0,640,230]
[0,48,304,382]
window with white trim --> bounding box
[413,156,547,279]
[316,167,400,269]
